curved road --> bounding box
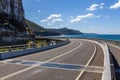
[0,39,104,80]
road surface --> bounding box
[0,39,104,80]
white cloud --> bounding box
[87,3,104,11]
[47,14,62,20]
[110,0,120,9]
[96,15,102,18]
[52,18,62,23]
[70,13,94,23]
[38,10,41,13]
[40,14,63,24]
[100,3,104,9]
[47,23,52,25]
[40,19,47,22]
[47,14,63,23]
[87,4,99,11]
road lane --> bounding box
[50,41,95,65]
[78,72,102,80]
[5,67,80,80]
[78,43,104,80]
[0,63,28,78]
[0,39,104,80]
[75,42,96,80]
[13,39,82,62]
[90,44,104,66]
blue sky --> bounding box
[23,0,120,34]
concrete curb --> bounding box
[0,41,70,60]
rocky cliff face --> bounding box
[0,0,26,32]
[0,0,30,45]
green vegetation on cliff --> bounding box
[26,20,83,36]
[48,28,83,35]
[26,19,46,32]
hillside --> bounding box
[26,19,46,32]
[26,20,60,36]
[26,20,83,36]
[48,28,83,35]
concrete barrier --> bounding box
[0,41,70,60]
[101,41,112,80]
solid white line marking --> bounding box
[0,41,82,80]
[75,43,97,80]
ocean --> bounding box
[55,34,120,42]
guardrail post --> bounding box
[34,44,36,48]
[41,43,43,47]
[8,46,12,52]
[23,45,26,49]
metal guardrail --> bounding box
[0,44,27,52]
[0,39,70,60]
[0,44,27,48]
[0,43,53,52]
[0,38,69,53]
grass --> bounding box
[0,48,8,52]
[0,47,24,52]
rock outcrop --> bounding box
[0,0,26,32]
[0,0,29,45]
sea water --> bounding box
[56,34,120,42]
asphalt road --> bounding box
[0,39,104,80]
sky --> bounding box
[23,0,120,34]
